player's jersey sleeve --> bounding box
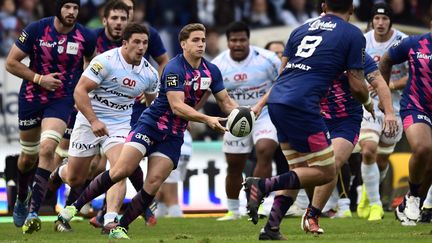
[345,27,366,70]
[15,21,39,54]
[268,52,281,81]
[82,28,97,58]
[147,26,167,59]
[82,54,111,85]
[388,36,414,64]
[209,64,225,94]
[162,61,185,92]
[364,54,378,84]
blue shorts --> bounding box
[268,103,331,153]
[325,116,361,145]
[63,108,78,139]
[18,96,74,130]
[130,100,147,128]
[126,123,183,169]
[400,109,432,131]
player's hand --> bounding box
[40,72,62,91]
[136,92,146,104]
[251,104,262,118]
[383,113,398,138]
[90,119,109,137]
[363,100,375,120]
[206,116,228,134]
[368,85,378,98]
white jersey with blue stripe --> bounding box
[211,46,281,106]
[364,29,408,115]
[79,47,159,127]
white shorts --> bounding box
[68,118,129,157]
[165,131,192,183]
[359,109,403,153]
[223,108,278,154]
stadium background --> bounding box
[0,0,431,216]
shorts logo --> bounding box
[19,118,39,127]
[90,61,104,75]
[135,133,151,145]
[417,114,432,125]
[71,142,97,150]
[166,74,179,88]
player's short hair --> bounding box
[325,0,353,13]
[104,0,130,18]
[178,23,206,42]
[264,41,285,50]
[225,21,250,40]
[122,23,149,41]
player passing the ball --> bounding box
[58,23,238,239]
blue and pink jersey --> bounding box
[321,54,378,120]
[388,33,432,114]
[94,27,121,55]
[268,14,365,114]
[136,54,225,137]
[15,17,96,103]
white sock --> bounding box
[103,212,118,226]
[323,188,338,212]
[361,162,382,206]
[58,164,67,181]
[155,202,167,218]
[379,163,389,183]
[227,199,240,215]
[295,189,309,209]
[338,198,351,212]
[167,205,183,217]
[423,186,432,208]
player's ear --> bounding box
[180,40,186,49]
[102,18,107,27]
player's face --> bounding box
[182,31,206,59]
[124,33,148,65]
[104,10,128,40]
[59,3,79,27]
[268,43,285,59]
[373,14,391,36]
[227,31,250,61]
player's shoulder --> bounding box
[202,57,220,73]
[94,48,118,64]
[164,55,184,73]
[75,23,96,39]
[92,27,105,36]
[211,50,230,64]
[394,29,408,39]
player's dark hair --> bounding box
[264,41,285,50]
[104,0,130,18]
[324,0,353,13]
[122,23,149,41]
[178,23,206,42]
[225,21,250,40]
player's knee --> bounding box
[412,144,432,159]
[67,174,86,188]
[145,174,165,192]
[362,146,377,162]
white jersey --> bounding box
[79,47,159,127]
[364,29,408,115]
[212,46,280,106]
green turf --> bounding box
[1,213,431,242]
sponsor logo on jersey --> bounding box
[39,39,57,48]
[122,78,137,87]
[285,62,312,71]
[66,42,79,55]
[416,52,432,60]
[18,31,28,44]
[233,73,248,82]
[166,74,179,88]
[308,20,337,31]
[90,61,104,75]
[93,94,134,110]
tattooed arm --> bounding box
[369,69,398,136]
[348,68,375,118]
[379,52,394,84]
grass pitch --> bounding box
[1,213,431,242]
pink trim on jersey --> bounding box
[156,111,169,131]
[184,69,193,100]
[353,134,359,146]
[403,115,414,131]
[125,131,135,142]
[307,131,330,152]
[407,49,421,110]
[171,116,183,135]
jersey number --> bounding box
[295,36,322,58]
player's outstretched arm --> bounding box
[167,90,227,133]
[213,89,238,115]
[347,68,375,119]
[369,70,398,136]
[379,52,395,84]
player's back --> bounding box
[268,14,365,114]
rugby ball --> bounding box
[226,107,255,137]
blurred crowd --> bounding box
[1,0,431,56]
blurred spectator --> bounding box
[204,27,221,60]
[16,0,39,26]
[249,0,272,28]
[280,0,317,27]
[389,0,417,26]
[0,0,21,56]
[264,40,285,59]
[196,0,216,27]
[213,0,252,28]
[86,4,104,29]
